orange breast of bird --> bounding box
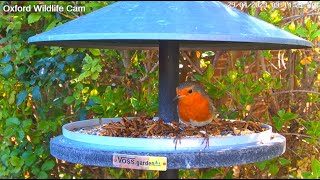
[177,91,212,123]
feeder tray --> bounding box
[51,117,285,169]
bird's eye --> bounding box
[188,89,193,94]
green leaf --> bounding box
[311,158,320,178]
[251,85,262,94]
[84,54,93,63]
[66,54,78,64]
[0,37,7,44]
[17,130,25,140]
[91,71,99,80]
[89,96,102,104]
[16,90,28,106]
[258,11,269,22]
[6,117,20,126]
[227,71,238,83]
[45,20,59,31]
[205,65,214,81]
[32,86,42,101]
[278,157,291,166]
[31,167,40,177]
[10,156,21,167]
[283,112,298,121]
[28,13,42,24]
[22,152,36,167]
[66,48,74,55]
[130,97,140,110]
[273,116,283,131]
[296,26,308,37]
[38,171,48,179]
[9,91,16,105]
[223,169,234,179]
[78,71,91,81]
[0,64,13,78]
[255,160,268,170]
[305,18,311,31]
[41,160,55,171]
[277,109,285,118]
[311,30,320,41]
[16,66,26,77]
[269,164,279,176]
[288,22,296,33]
[302,172,312,179]
[1,54,11,63]
[89,49,100,56]
[63,96,75,105]
[310,23,318,33]
[38,121,48,131]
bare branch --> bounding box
[181,51,203,75]
[140,61,159,82]
[282,133,320,141]
[272,90,320,96]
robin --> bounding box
[174,81,219,127]
[173,81,219,149]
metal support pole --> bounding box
[158,41,180,179]
[159,169,179,179]
[158,40,180,123]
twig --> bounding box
[23,62,38,76]
[110,74,124,80]
[181,51,203,75]
[125,50,138,75]
[287,147,304,160]
[211,50,221,70]
[38,1,75,19]
[282,133,320,140]
[72,1,83,16]
[140,61,159,82]
[280,9,316,22]
[272,90,320,96]
[282,13,320,26]
[57,12,76,19]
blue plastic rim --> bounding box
[28,1,312,50]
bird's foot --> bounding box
[201,133,210,149]
[199,127,210,149]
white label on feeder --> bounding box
[113,153,167,171]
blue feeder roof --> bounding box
[28,1,312,50]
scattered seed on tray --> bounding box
[72,116,267,138]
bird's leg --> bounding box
[173,124,185,150]
[173,133,182,150]
[200,126,210,148]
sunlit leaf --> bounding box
[28,13,41,24]
[278,157,291,166]
[269,164,279,176]
[89,49,100,56]
[288,22,296,32]
[311,158,320,178]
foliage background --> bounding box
[0,1,319,179]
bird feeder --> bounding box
[28,1,312,179]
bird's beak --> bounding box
[173,95,180,101]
